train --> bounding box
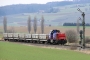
[3,29,67,45]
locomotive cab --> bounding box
[49,29,60,39]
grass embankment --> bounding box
[0,41,90,60]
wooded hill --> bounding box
[0,0,90,16]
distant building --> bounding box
[38,10,45,13]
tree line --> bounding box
[3,16,44,34]
[63,22,90,26]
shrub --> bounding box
[85,37,90,44]
[65,30,78,43]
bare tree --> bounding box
[41,15,44,34]
[77,19,80,33]
[3,16,7,33]
[33,16,37,34]
[27,16,31,33]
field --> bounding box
[0,41,90,60]
[0,26,90,36]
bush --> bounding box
[85,37,90,44]
[65,30,78,43]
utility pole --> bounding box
[82,12,85,49]
[77,8,85,49]
[3,16,7,33]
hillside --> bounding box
[0,0,90,16]
[0,1,90,26]
[0,1,73,16]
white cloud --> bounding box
[0,0,64,6]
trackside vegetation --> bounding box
[0,41,90,60]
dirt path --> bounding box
[16,41,90,55]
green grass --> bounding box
[0,41,90,60]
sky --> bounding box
[0,0,65,6]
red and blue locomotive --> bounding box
[47,29,67,45]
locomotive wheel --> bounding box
[47,39,50,44]
[4,39,7,41]
[62,40,64,45]
[52,40,57,45]
[37,41,40,44]
[31,40,33,43]
[42,41,45,44]
[62,40,67,45]
[33,41,37,43]
[28,40,30,43]
[35,41,37,43]
[15,39,17,42]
